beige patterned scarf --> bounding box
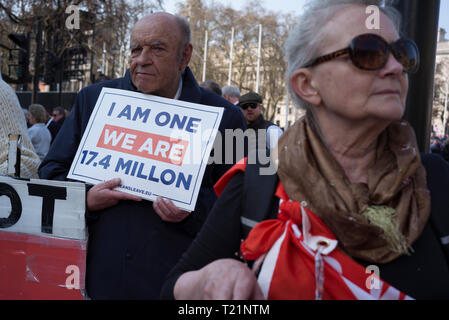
[276,115,431,263]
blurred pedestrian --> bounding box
[52,106,66,125]
[46,106,65,143]
[200,80,222,96]
[28,104,51,161]
[222,85,240,105]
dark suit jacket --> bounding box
[38,67,247,299]
[46,119,61,144]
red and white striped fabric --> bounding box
[240,182,413,300]
[214,158,413,300]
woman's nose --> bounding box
[380,52,405,76]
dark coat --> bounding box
[46,119,61,144]
[38,67,247,299]
[247,114,275,131]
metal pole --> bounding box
[228,27,234,86]
[32,18,43,103]
[123,53,126,76]
[285,90,289,130]
[102,42,106,74]
[444,82,449,135]
[394,0,441,152]
[112,56,115,78]
[90,21,95,84]
[119,46,123,77]
[22,32,31,92]
[256,24,262,93]
[58,53,63,106]
[202,30,208,82]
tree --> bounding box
[432,58,449,135]
[175,0,297,122]
[0,0,163,88]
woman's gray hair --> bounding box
[285,0,401,110]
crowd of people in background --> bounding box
[430,132,449,162]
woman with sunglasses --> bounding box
[161,0,449,300]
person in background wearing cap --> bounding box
[239,91,283,151]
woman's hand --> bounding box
[174,259,265,300]
[87,178,142,211]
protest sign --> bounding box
[0,175,87,299]
[67,88,224,211]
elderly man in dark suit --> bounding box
[39,12,246,299]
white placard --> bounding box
[67,88,224,212]
[0,176,86,240]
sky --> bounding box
[162,0,449,38]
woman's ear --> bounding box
[290,68,321,106]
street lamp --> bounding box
[443,81,449,135]
[111,45,119,78]
[256,24,262,93]
[228,27,234,86]
[203,30,208,82]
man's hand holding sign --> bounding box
[86,178,142,212]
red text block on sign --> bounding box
[96,124,189,166]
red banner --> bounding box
[0,231,86,300]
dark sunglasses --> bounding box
[240,103,259,110]
[303,33,420,73]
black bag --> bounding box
[240,150,279,238]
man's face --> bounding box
[241,103,262,123]
[224,95,239,105]
[52,111,63,122]
[129,14,192,98]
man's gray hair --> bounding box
[284,0,401,111]
[222,85,240,98]
[174,14,192,49]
